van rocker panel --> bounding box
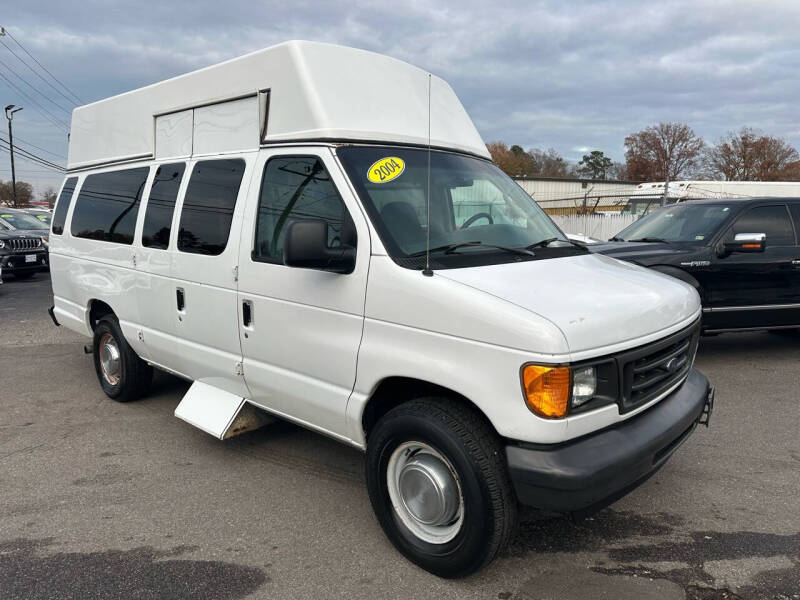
[506,368,711,512]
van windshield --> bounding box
[337,146,576,269]
[615,203,734,243]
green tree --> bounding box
[576,150,614,179]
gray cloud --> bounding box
[3,0,800,193]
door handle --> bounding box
[242,300,253,328]
[176,288,185,312]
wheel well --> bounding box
[361,377,497,442]
[88,300,115,330]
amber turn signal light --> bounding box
[522,364,571,419]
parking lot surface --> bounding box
[0,274,798,600]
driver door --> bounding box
[706,203,800,329]
[236,148,370,440]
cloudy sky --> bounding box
[3,0,800,195]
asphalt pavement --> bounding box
[0,273,798,600]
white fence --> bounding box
[551,213,637,241]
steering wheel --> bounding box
[461,212,494,228]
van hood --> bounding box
[437,253,700,354]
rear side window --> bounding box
[178,159,245,255]
[71,167,149,244]
[51,177,78,235]
[789,204,800,241]
[253,156,351,263]
[726,205,796,246]
[142,163,186,249]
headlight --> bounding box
[0,240,4,249]
[522,363,611,419]
[571,366,597,407]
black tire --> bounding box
[12,271,35,280]
[92,315,152,402]
[365,397,518,578]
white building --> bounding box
[512,177,642,214]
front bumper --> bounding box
[0,251,49,273]
[506,368,713,512]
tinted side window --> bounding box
[71,168,149,244]
[726,205,795,246]
[51,177,78,235]
[142,163,186,249]
[253,156,351,263]
[178,159,245,255]
[789,204,800,242]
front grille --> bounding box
[8,237,42,251]
[618,322,700,413]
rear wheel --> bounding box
[92,315,152,402]
[365,397,517,578]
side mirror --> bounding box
[283,219,355,274]
[723,233,766,254]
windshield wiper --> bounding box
[627,237,671,243]
[609,235,625,242]
[525,237,587,251]
[407,241,535,257]
[525,237,558,249]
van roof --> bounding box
[67,40,489,170]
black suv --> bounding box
[591,198,800,333]
[0,228,49,280]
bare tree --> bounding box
[704,127,799,181]
[0,180,34,207]
[624,123,704,181]
[529,148,570,177]
[42,187,57,207]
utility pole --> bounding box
[4,104,23,208]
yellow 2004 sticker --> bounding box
[367,157,405,184]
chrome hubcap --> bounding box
[99,332,121,386]
[387,442,463,544]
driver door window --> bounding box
[253,156,353,264]
[724,205,795,246]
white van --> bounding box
[49,41,713,577]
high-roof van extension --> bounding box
[49,41,714,577]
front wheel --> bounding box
[365,398,517,578]
[92,315,152,402]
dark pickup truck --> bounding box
[591,198,800,334]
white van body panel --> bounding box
[68,41,489,170]
[437,253,701,355]
[346,253,700,447]
[166,154,255,398]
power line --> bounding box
[0,32,82,107]
[11,135,66,160]
[0,146,65,174]
[0,135,66,169]
[0,69,70,130]
[0,55,73,116]
[1,27,83,105]
[0,139,66,171]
